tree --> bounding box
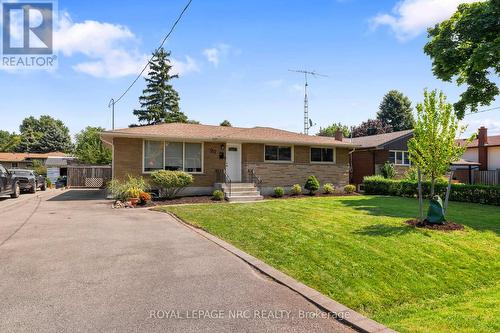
[74,127,112,165]
[351,119,392,138]
[133,48,187,125]
[304,175,320,195]
[317,122,350,138]
[220,120,232,127]
[16,115,72,153]
[424,1,500,119]
[408,90,473,220]
[0,131,20,152]
[377,90,415,131]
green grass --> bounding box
[155,196,500,332]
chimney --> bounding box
[478,126,488,146]
[477,127,488,170]
[335,130,343,141]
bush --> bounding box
[380,162,396,179]
[323,183,335,194]
[107,175,148,201]
[138,191,152,205]
[31,160,47,176]
[150,170,194,199]
[304,175,320,195]
[274,187,284,197]
[344,184,356,194]
[362,176,500,205]
[212,189,225,201]
[291,184,302,195]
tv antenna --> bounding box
[289,69,327,134]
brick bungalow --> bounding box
[349,130,413,185]
[100,123,357,199]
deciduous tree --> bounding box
[74,127,112,165]
[317,122,350,138]
[352,119,392,138]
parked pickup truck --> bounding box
[0,164,20,198]
[9,169,47,193]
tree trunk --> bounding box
[417,168,424,223]
[430,175,436,197]
[444,171,454,216]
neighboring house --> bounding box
[349,130,414,185]
[0,152,71,169]
[100,123,357,199]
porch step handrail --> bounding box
[216,169,232,197]
[247,168,262,189]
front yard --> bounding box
[156,196,499,333]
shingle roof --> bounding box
[0,152,69,162]
[456,134,500,148]
[348,130,413,148]
[101,123,357,147]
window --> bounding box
[144,141,164,171]
[388,150,410,166]
[265,145,292,162]
[164,142,183,171]
[184,143,202,172]
[311,147,335,163]
[143,140,203,173]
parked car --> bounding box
[9,169,47,193]
[0,164,20,198]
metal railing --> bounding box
[247,168,262,189]
[215,169,232,196]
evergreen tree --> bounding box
[220,120,232,127]
[38,125,73,153]
[16,115,72,153]
[133,48,187,125]
[16,126,40,153]
[377,90,415,131]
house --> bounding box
[349,130,414,185]
[100,123,357,200]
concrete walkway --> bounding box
[0,189,354,332]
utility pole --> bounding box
[288,69,327,134]
[108,98,115,130]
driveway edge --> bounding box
[165,212,397,333]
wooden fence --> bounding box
[67,166,112,188]
[472,169,500,185]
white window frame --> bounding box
[264,145,294,163]
[388,150,411,166]
[142,140,204,174]
[310,146,336,164]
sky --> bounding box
[1,0,499,138]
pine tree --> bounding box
[38,125,73,153]
[377,90,415,131]
[133,48,187,125]
[16,126,40,153]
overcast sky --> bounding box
[1,0,498,138]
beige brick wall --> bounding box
[112,138,224,187]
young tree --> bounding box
[377,90,415,131]
[424,1,500,118]
[133,48,187,125]
[317,122,350,138]
[352,119,392,138]
[220,120,232,127]
[408,90,473,219]
[74,127,112,165]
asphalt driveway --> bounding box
[0,189,353,332]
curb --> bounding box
[165,212,397,333]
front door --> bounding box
[226,143,242,182]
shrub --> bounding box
[380,162,396,179]
[362,176,500,205]
[291,184,302,195]
[212,189,225,201]
[304,175,320,195]
[344,184,356,194]
[150,170,194,199]
[138,191,152,205]
[107,175,148,201]
[274,187,284,197]
[323,183,335,194]
[31,160,47,176]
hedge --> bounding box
[363,176,500,206]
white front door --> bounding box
[226,143,242,182]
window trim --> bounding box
[263,145,294,163]
[309,146,336,164]
[388,150,411,166]
[142,140,204,174]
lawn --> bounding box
[155,196,500,333]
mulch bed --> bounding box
[264,192,359,200]
[150,196,223,206]
[405,219,465,231]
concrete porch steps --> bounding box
[222,183,263,202]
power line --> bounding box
[110,0,193,107]
[463,106,500,117]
